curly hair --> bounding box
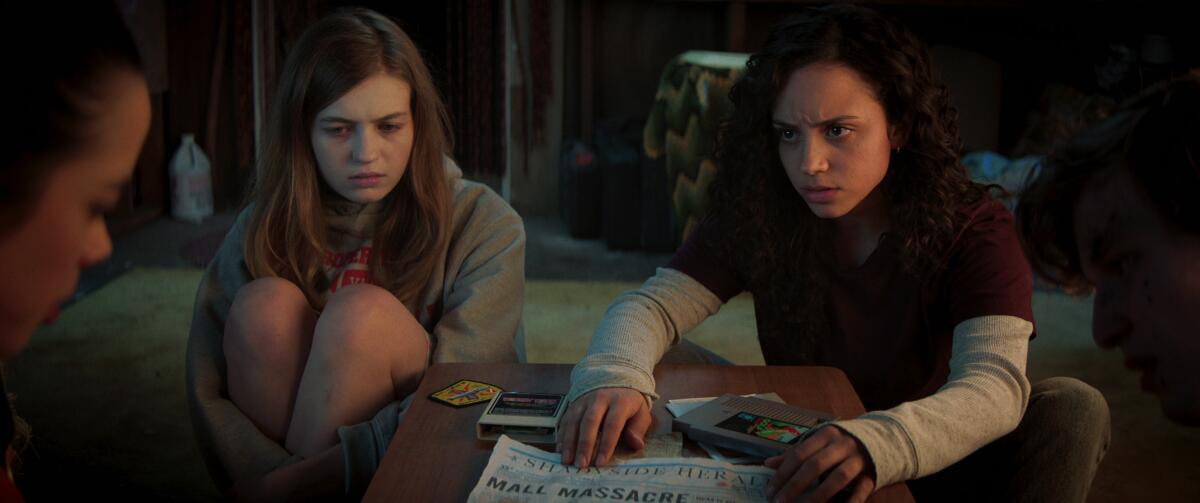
[1017,71,1200,293]
[707,4,989,357]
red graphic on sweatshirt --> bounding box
[324,245,373,294]
[326,247,372,268]
[332,269,370,292]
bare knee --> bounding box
[323,284,407,320]
[225,277,315,362]
[312,284,429,370]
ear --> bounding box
[887,122,908,150]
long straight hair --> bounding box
[245,8,453,309]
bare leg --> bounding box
[285,284,429,457]
[231,443,344,503]
[224,278,317,443]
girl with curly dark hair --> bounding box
[562,5,1109,503]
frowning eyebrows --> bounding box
[317,112,410,124]
[771,115,861,129]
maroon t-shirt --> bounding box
[669,199,1034,411]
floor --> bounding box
[8,210,1200,501]
[76,210,672,293]
[12,211,678,500]
[74,211,238,301]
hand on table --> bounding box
[557,388,651,468]
[764,425,875,503]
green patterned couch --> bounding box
[644,51,749,243]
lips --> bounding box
[799,186,839,204]
[42,305,60,325]
[349,172,385,188]
[1124,355,1160,392]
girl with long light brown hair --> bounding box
[187,8,525,500]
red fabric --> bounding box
[323,245,374,294]
[0,472,22,503]
[669,199,1034,410]
[0,448,21,503]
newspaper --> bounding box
[467,435,774,503]
[612,432,683,461]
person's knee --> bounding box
[1033,377,1108,417]
[1029,377,1111,452]
[324,284,399,320]
[322,284,413,343]
[316,284,428,360]
[225,277,310,358]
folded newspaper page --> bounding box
[467,435,774,503]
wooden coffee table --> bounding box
[363,362,913,502]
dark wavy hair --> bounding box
[0,0,142,473]
[1017,71,1200,293]
[0,1,143,236]
[707,4,988,356]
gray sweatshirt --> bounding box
[186,160,526,495]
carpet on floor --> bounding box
[4,267,1197,501]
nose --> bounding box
[351,128,379,164]
[1091,283,1131,349]
[798,138,829,176]
[80,219,113,268]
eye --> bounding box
[90,202,114,218]
[323,126,351,136]
[776,127,798,143]
[1119,253,1139,274]
[1105,251,1138,275]
[826,125,851,139]
[379,122,404,134]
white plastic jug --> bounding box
[169,134,214,223]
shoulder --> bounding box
[442,159,525,255]
[210,205,258,261]
[938,196,1033,323]
[946,197,1020,256]
[669,215,727,270]
[963,197,1013,222]
[228,205,256,238]
[667,215,744,301]
[204,205,256,264]
[452,178,519,221]
[450,178,524,238]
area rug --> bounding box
[5,268,1197,501]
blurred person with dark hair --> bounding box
[1018,71,1200,426]
[0,2,150,499]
